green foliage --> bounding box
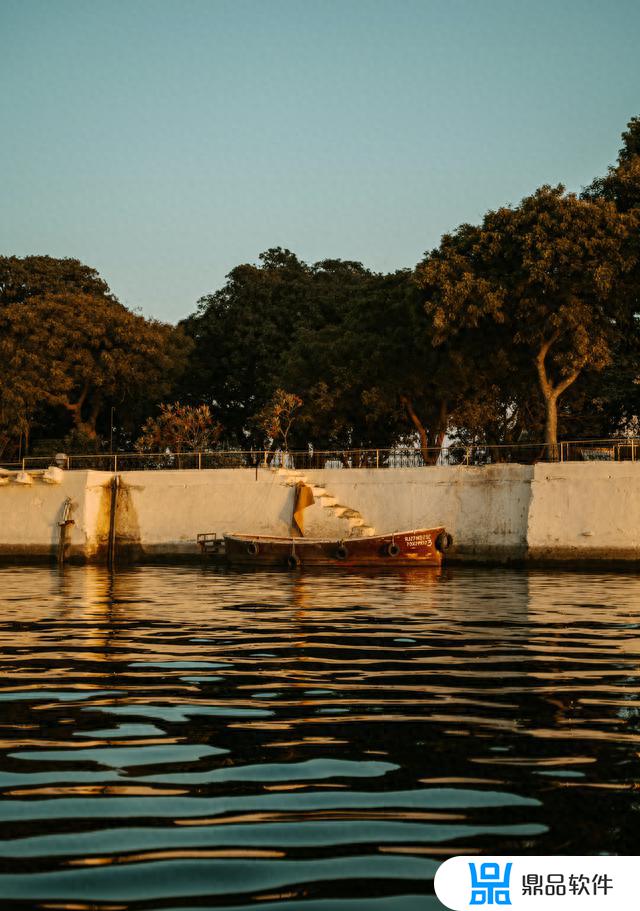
[178,248,312,446]
[4,116,640,459]
[416,186,636,448]
[583,117,640,212]
[253,389,303,451]
[0,256,191,456]
[135,403,223,453]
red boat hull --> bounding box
[222,528,449,568]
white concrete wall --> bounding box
[527,462,640,562]
[116,469,295,556]
[1,462,640,563]
[0,470,111,559]
[303,465,533,560]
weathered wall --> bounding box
[0,462,639,564]
[0,471,112,560]
[302,465,533,561]
[527,462,640,563]
[115,469,295,558]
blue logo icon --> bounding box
[469,862,512,905]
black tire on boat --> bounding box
[435,532,453,552]
[286,553,301,570]
[386,542,400,557]
[336,544,349,560]
[247,542,260,556]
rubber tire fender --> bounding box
[247,542,260,556]
[286,553,301,570]
[386,542,400,557]
[435,531,453,552]
[336,544,349,560]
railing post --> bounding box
[376,449,379,468]
[21,457,25,471]
[114,454,118,473]
[198,451,202,470]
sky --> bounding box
[1,0,639,322]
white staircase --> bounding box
[276,467,376,538]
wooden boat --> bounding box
[221,528,452,569]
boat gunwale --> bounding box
[224,528,444,546]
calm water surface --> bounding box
[0,564,638,911]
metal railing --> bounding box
[2,438,640,473]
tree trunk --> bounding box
[400,395,430,463]
[535,336,581,463]
[543,392,559,461]
[87,394,102,435]
[400,395,447,466]
[65,382,93,434]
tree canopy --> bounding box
[416,186,637,450]
[3,116,640,463]
[0,257,190,457]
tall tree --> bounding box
[179,248,313,446]
[0,256,190,454]
[416,187,636,453]
[583,116,640,213]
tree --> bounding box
[135,403,222,452]
[0,255,113,305]
[416,187,635,454]
[0,256,191,454]
[279,261,409,455]
[178,248,313,446]
[583,116,640,213]
[253,389,303,452]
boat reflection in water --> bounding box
[0,564,638,908]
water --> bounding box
[0,564,638,910]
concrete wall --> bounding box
[526,462,640,563]
[115,469,294,558]
[0,471,112,560]
[302,465,533,561]
[0,462,639,564]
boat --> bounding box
[220,528,452,569]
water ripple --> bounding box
[0,564,638,908]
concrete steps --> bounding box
[274,468,376,538]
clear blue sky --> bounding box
[1,0,639,322]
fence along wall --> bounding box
[0,462,639,563]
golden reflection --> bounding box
[0,737,173,747]
[1,562,639,864]
[175,810,465,826]
[7,785,187,797]
[41,904,127,911]
[262,783,312,791]
[67,849,285,866]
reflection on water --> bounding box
[0,564,638,910]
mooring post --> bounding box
[107,474,120,569]
[57,497,74,565]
